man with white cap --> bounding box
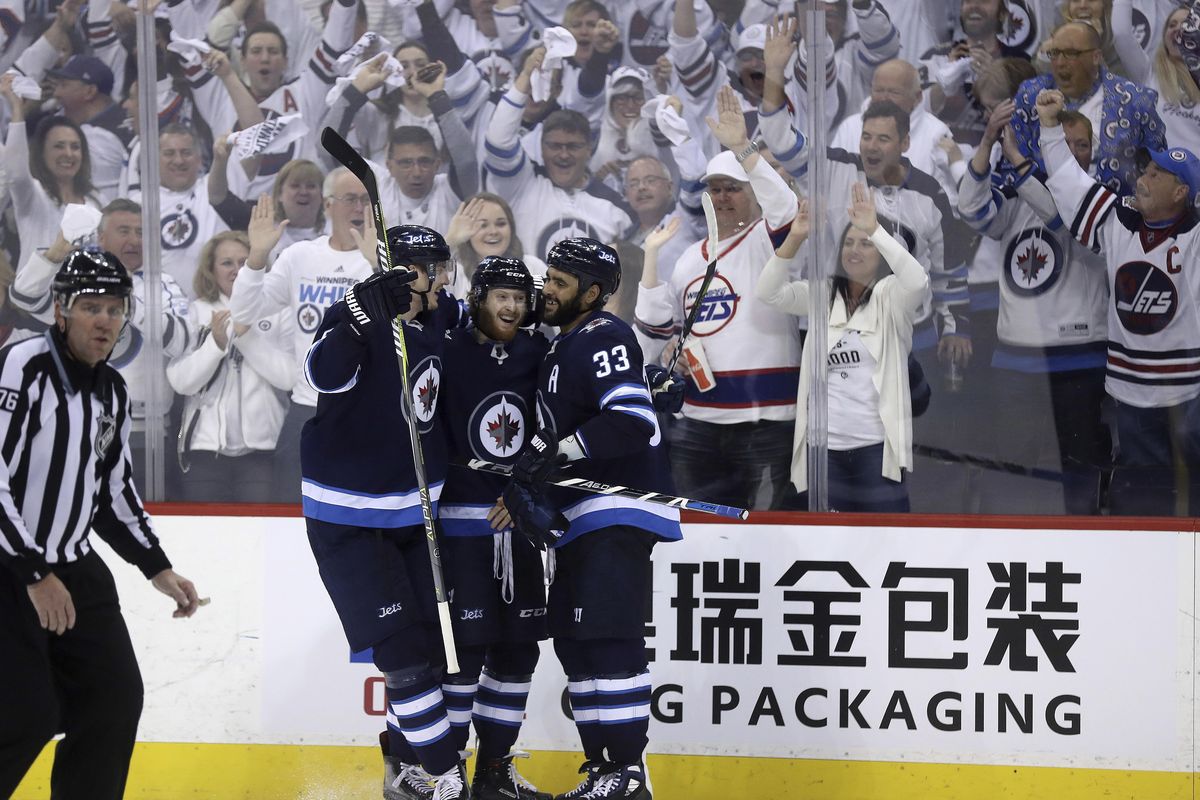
[635,86,802,511]
[1036,86,1200,515]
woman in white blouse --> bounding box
[168,231,295,502]
[756,184,931,512]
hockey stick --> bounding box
[664,191,720,376]
[460,458,750,520]
[321,128,460,674]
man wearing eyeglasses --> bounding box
[484,47,636,259]
[623,156,701,285]
[228,167,378,499]
[1010,21,1166,197]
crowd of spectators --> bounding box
[0,0,1198,515]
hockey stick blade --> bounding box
[461,458,750,520]
[321,127,460,674]
[665,191,720,375]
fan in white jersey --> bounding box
[228,170,377,501]
[959,99,1110,515]
[483,47,637,260]
[320,59,478,234]
[636,86,802,511]
[130,125,229,299]
[1036,86,1200,515]
[186,2,357,201]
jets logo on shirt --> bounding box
[1113,261,1177,334]
[537,219,602,259]
[1004,228,1064,297]
[686,274,738,337]
[999,0,1037,53]
[404,355,442,432]
[469,391,529,461]
[161,209,198,249]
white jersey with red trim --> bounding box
[635,159,802,424]
[1041,124,1200,408]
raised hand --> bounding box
[204,50,233,79]
[593,19,620,55]
[982,98,1015,146]
[644,215,681,252]
[349,216,379,269]
[1035,88,1065,127]
[446,197,486,248]
[847,183,878,233]
[246,194,287,268]
[764,15,798,77]
[515,46,546,93]
[352,52,393,94]
[411,60,447,97]
[210,309,232,350]
[775,197,810,259]
[654,56,672,94]
[705,85,750,152]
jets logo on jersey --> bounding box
[161,209,198,250]
[999,0,1037,53]
[404,355,442,432]
[1004,228,1064,297]
[1113,261,1177,334]
[537,219,602,259]
[877,214,918,255]
[469,391,529,461]
[298,303,323,334]
[686,274,738,337]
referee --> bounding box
[0,249,201,800]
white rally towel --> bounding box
[228,114,309,160]
[61,204,103,243]
[532,27,577,103]
[335,31,394,74]
[641,95,691,146]
[324,52,406,106]
[5,70,42,100]
[166,33,212,70]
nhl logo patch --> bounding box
[95,413,116,461]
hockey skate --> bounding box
[382,731,434,800]
[472,750,552,800]
[433,763,472,800]
[576,763,650,799]
[552,760,613,800]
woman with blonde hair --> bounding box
[168,231,295,502]
[1148,6,1200,155]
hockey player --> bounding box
[438,257,552,800]
[0,249,200,800]
[504,238,682,800]
[1035,87,1200,514]
[301,226,465,799]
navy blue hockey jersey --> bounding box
[439,327,549,536]
[536,311,682,545]
[301,304,448,527]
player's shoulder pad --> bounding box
[575,312,638,347]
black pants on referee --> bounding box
[0,551,144,800]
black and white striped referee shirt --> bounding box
[0,329,170,585]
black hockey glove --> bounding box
[646,364,684,414]
[511,428,566,487]
[502,481,569,551]
[344,270,416,336]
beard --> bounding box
[542,289,587,327]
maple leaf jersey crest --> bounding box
[469,391,529,461]
[1004,228,1064,297]
[403,355,442,433]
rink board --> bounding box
[12,511,1199,798]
